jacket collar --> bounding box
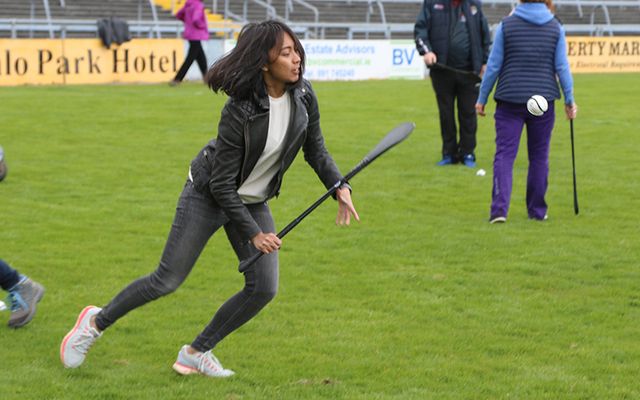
[253,81,307,110]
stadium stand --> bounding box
[482,0,640,35]
[1,0,640,39]
[0,0,173,38]
[215,0,640,37]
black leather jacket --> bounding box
[190,79,344,241]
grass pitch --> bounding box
[1,75,639,399]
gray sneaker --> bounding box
[172,345,235,378]
[7,277,45,328]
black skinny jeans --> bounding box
[95,180,279,352]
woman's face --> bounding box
[263,32,301,96]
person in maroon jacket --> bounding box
[170,0,210,85]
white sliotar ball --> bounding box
[476,169,486,176]
[527,95,548,116]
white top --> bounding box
[237,92,291,203]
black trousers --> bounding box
[429,68,479,160]
[173,40,208,82]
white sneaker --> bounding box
[172,345,235,378]
[490,216,507,224]
[60,306,102,368]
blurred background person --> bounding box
[169,0,210,86]
[414,0,491,167]
[475,0,578,223]
[0,145,7,182]
[1,259,45,328]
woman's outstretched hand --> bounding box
[335,187,360,226]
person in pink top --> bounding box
[170,0,210,85]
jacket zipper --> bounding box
[242,111,269,184]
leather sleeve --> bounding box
[414,0,433,55]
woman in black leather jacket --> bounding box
[60,20,359,377]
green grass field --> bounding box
[1,75,639,399]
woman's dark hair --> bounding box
[206,20,306,100]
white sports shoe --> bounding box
[60,306,103,368]
[172,345,235,378]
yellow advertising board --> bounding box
[0,38,183,86]
[1,36,639,86]
[566,36,640,73]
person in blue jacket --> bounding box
[475,0,578,223]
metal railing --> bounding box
[29,0,54,38]
[286,0,320,37]
[483,0,640,18]
[3,0,640,39]
[289,21,412,39]
[555,0,640,19]
[0,18,239,40]
[479,0,640,36]
[4,17,640,40]
[19,0,163,39]
[142,0,162,38]
[221,0,279,22]
[590,3,613,35]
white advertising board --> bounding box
[302,40,424,81]
[221,39,425,81]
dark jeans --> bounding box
[429,68,479,159]
[0,259,20,291]
[173,40,208,82]
[491,101,555,220]
[95,180,279,352]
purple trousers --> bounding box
[491,101,555,220]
